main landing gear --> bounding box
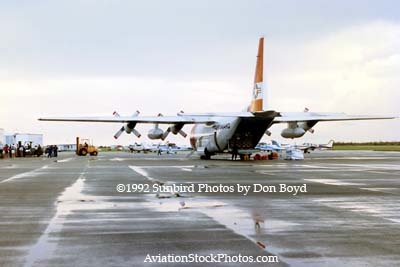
[200,148,212,160]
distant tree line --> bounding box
[335,141,400,146]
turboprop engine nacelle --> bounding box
[148,128,164,140]
[281,121,316,139]
[125,122,136,134]
[281,127,306,138]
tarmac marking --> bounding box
[56,158,73,163]
[311,157,400,160]
[304,179,365,186]
[23,172,86,267]
[0,165,49,184]
[292,164,333,169]
[129,166,158,182]
[360,187,398,193]
[110,157,126,161]
[128,165,195,169]
[330,163,400,170]
[367,170,395,175]
[314,198,400,224]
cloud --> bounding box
[265,21,400,143]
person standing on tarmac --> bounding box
[232,146,239,161]
[53,145,58,157]
[10,145,15,158]
[3,145,9,158]
[47,145,53,158]
[36,145,43,157]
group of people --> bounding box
[45,145,59,158]
[0,143,43,158]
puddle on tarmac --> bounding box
[24,174,299,266]
[142,194,300,262]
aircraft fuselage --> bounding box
[190,115,274,157]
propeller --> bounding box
[161,127,187,140]
[158,111,187,140]
[113,110,141,139]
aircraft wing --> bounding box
[38,110,279,124]
[38,115,216,124]
[273,112,396,123]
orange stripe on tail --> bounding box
[248,37,264,112]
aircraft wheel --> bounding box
[200,149,211,160]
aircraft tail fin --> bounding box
[248,37,264,112]
[326,140,334,148]
[272,140,281,148]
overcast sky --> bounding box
[0,0,399,145]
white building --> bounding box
[5,133,43,147]
[57,144,77,151]
[0,128,4,145]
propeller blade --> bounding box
[161,128,171,140]
[179,130,187,138]
[132,129,141,138]
[114,126,125,139]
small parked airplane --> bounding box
[259,140,334,154]
[128,142,192,154]
[39,38,395,160]
[300,140,334,152]
[128,142,154,153]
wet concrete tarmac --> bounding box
[0,150,399,267]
